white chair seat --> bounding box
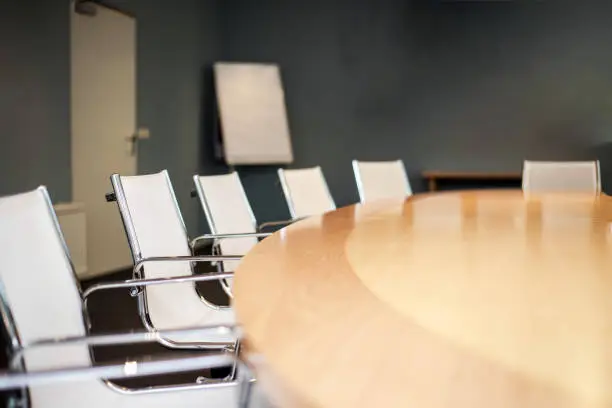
[142,258,235,345]
[31,379,271,408]
[145,291,235,344]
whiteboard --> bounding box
[214,62,294,165]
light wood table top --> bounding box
[233,190,612,408]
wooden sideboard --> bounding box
[422,171,522,191]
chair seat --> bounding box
[30,378,273,408]
[145,284,237,345]
[158,311,236,345]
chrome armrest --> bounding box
[132,255,242,276]
[84,255,238,297]
[11,324,237,370]
[190,232,272,250]
[257,216,307,232]
[82,270,234,301]
[82,257,240,334]
[5,326,257,398]
[0,325,254,393]
[257,219,293,231]
[0,354,234,391]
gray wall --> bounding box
[219,1,612,221]
[0,0,71,202]
[3,1,612,236]
[0,0,220,233]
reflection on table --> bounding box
[235,190,612,408]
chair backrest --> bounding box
[522,160,601,193]
[278,166,336,219]
[193,172,258,272]
[112,171,191,265]
[352,160,412,203]
[111,171,212,331]
[0,187,90,371]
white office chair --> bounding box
[352,159,412,203]
[0,187,271,408]
[522,160,601,193]
[278,166,336,219]
[192,172,272,298]
[108,170,241,350]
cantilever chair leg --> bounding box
[239,370,254,408]
[2,324,263,406]
[83,268,238,350]
[130,255,240,338]
[236,340,255,408]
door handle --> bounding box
[126,133,138,156]
[126,127,150,156]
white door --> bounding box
[71,2,137,277]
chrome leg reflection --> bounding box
[238,367,253,408]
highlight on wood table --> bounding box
[233,190,612,408]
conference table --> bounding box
[233,190,612,408]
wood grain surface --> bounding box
[234,190,612,408]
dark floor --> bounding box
[0,246,235,405]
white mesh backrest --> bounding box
[116,171,201,330]
[522,161,600,193]
[278,167,336,219]
[352,160,412,203]
[194,173,258,272]
[0,188,90,370]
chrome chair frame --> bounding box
[277,166,336,220]
[191,173,287,299]
[0,187,257,407]
[0,323,256,407]
[351,159,411,203]
[4,324,247,387]
[192,172,295,235]
[108,172,242,351]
